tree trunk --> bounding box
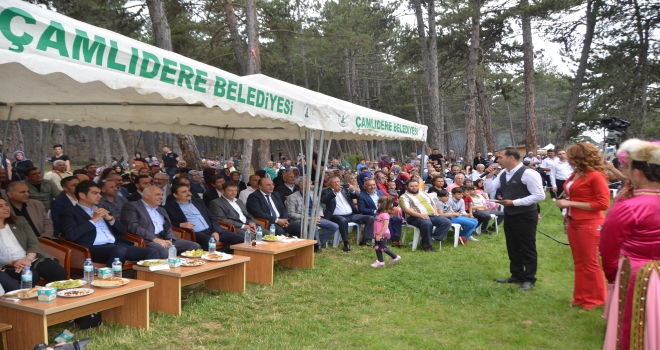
[115,129,129,165]
[521,0,538,154]
[464,0,480,166]
[246,0,260,76]
[88,127,98,162]
[127,130,135,155]
[301,45,309,89]
[556,0,601,148]
[350,47,357,104]
[506,102,516,146]
[8,120,24,157]
[240,139,253,180]
[344,48,351,100]
[413,0,443,151]
[476,79,496,152]
[101,128,112,166]
[177,134,203,170]
[224,0,247,76]
[145,0,172,51]
[632,0,649,137]
[53,124,67,151]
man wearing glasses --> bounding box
[484,148,545,291]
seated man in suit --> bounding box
[60,180,160,266]
[274,171,300,201]
[246,178,301,236]
[127,175,152,202]
[6,182,54,239]
[209,181,257,235]
[321,176,374,252]
[165,183,242,252]
[51,176,80,238]
[121,186,200,258]
[285,178,338,253]
[165,177,190,204]
[203,175,225,208]
[153,173,170,206]
[357,179,385,216]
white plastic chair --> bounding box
[331,222,362,248]
[610,189,618,198]
[451,223,464,247]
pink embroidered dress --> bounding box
[600,194,660,350]
[373,212,391,240]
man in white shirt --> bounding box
[485,147,545,291]
[43,160,72,191]
[320,176,374,252]
[209,182,257,235]
[539,149,557,197]
[239,174,260,204]
[550,149,573,198]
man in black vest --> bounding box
[484,147,545,291]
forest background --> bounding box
[3,0,658,172]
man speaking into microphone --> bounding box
[484,147,545,291]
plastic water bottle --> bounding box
[168,244,177,259]
[256,226,263,243]
[208,237,216,254]
[244,228,252,246]
[112,258,122,278]
[21,266,32,290]
[83,258,94,284]
[269,224,276,236]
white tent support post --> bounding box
[420,142,427,179]
[300,129,315,239]
[309,132,332,240]
[307,131,328,240]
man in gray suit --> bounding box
[209,182,257,235]
[120,186,200,258]
[6,182,54,239]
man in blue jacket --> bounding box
[357,179,384,216]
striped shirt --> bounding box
[400,191,435,216]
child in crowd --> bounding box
[447,188,479,244]
[467,186,503,233]
[387,180,399,200]
[370,196,401,267]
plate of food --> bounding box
[201,253,232,262]
[137,259,167,266]
[3,287,42,299]
[91,277,131,289]
[46,279,86,290]
[57,288,94,298]
[180,258,205,267]
[262,234,287,242]
[181,249,205,258]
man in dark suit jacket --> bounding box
[209,181,257,235]
[51,176,79,238]
[165,183,242,252]
[126,175,152,202]
[274,171,300,201]
[121,186,200,258]
[321,176,374,252]
[60,180,159,266]
[202,175,225,208]
[246,178,301,236]
[357,179,385,216]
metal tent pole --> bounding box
[309,132,332,240]
[301,129,315,239]
[308,131,325,239]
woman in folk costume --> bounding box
[600,139,660,350]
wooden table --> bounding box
[231,239,316,285]
[133,255,249,315]
[0,280,153,350]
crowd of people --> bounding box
[2,139,659,350]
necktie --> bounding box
[266,195,277,217]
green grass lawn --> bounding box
[48,198,606,349]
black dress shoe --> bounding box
[495,277,523,283]
[519,282,534,291]
[359,240,372,247]
[314,244,321,253]
[422,245,437,252]
[343,243,351,252]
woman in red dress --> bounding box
[555,142,610,310]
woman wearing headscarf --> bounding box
[189,170,209,198]
[600,139,660,350]
[202,167,217,192]
[11,151,33,181]
[131,152,150,170]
